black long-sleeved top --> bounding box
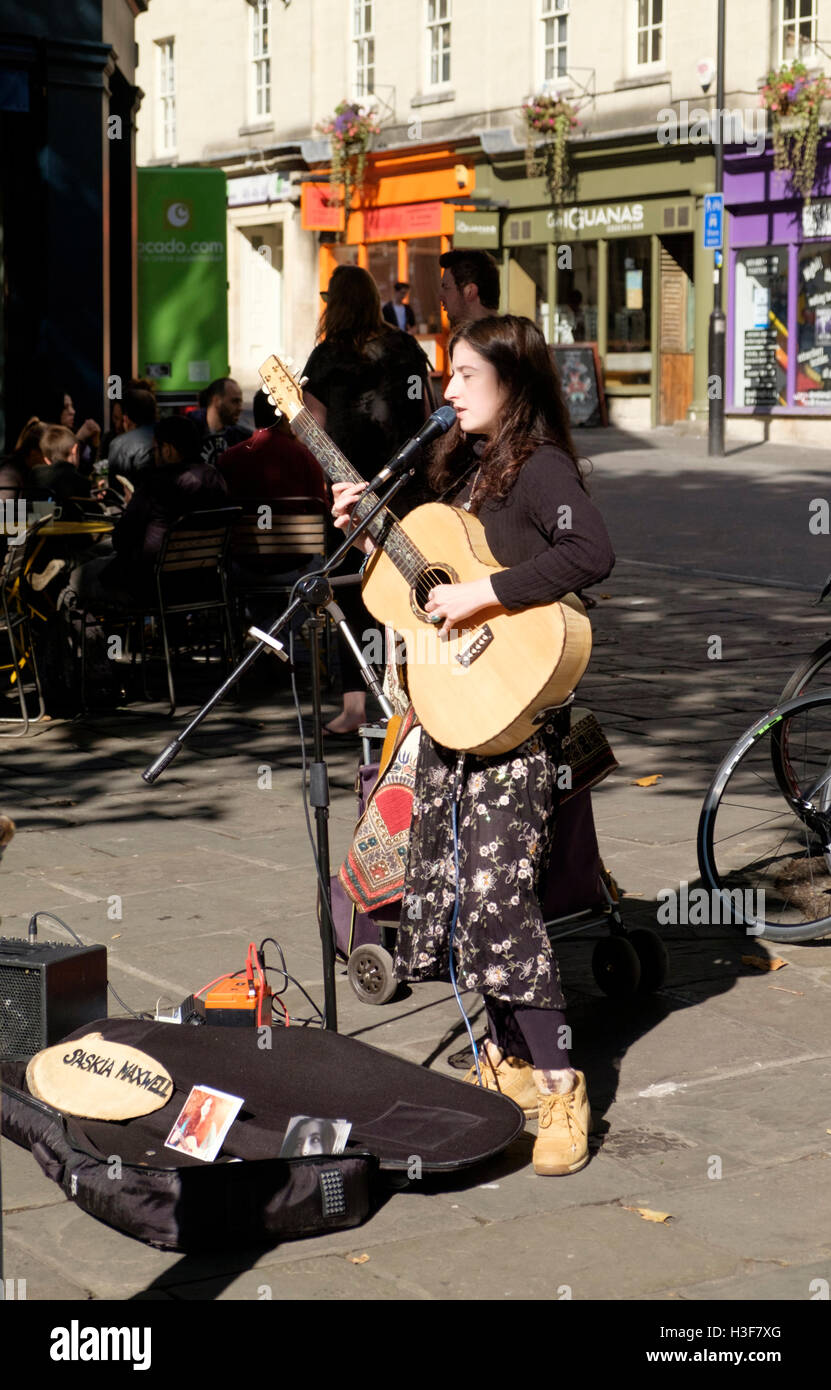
[452,442,615,610]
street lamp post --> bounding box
[708,0,727,457]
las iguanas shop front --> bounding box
[470,142,716,428]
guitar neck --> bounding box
[289,406,425,580]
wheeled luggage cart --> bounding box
[332,725,668,1005]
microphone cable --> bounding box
[448,792,482,1086]
[25,911,145,1020]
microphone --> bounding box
[364,405,456,492]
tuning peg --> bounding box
[298,376,308,388]
[267,393,276,405]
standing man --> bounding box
[194,377,251,466]
[439,249,501,327]
[382,281,416,333]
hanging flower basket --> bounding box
[317,101,381,238]
[760,61,831,199]
[523,93,581,206]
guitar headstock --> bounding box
[258,353,306,422]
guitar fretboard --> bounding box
[290,406,428,587]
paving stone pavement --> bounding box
[2,428,831,1304]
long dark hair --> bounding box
[428,315,586,507]
[317,264,394,353]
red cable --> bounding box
[194,970,242,999]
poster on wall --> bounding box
[625,269,643,310]
[795,248,831,406]
[733,251,788,408]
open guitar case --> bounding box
[0,1017,522,1252]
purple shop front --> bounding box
[725,139,831,414]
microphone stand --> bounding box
[141,467,415,1034]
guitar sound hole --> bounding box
[413,565,455,617]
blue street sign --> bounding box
[704,193,724,250]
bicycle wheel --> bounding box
[773,639,831,804]
[698,691,831,942]
[780,636,831,702]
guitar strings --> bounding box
[284,403,482,626]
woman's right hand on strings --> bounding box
[331,480,377,555]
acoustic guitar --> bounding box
[259,353,592,757]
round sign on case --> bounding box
[26,1032,175,1121]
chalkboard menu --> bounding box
[550,343,608,426]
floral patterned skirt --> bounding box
[393,711,569,1009]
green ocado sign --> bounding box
[137,167,229,394]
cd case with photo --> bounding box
[164,1084,244,1163]
[279,1115,352,1159]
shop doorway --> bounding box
[507,256,540,325]
[236,223,284,384]
[658,234,694,423]
[509,246,549,338]
[367,241,398,308]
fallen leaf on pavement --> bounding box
[768,985,803,995]
[623,1205,672,1224]
[111,933,122,940]
[742,955,787,971]
[349,1253,370,1264]
[632,775,663,787]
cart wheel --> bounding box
[628,928,669,993]
[592,936,642,997]
[347,943,398,1005]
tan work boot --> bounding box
[461,1040,538,1117]
[532,1071,590,1175]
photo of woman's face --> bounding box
[300,1129,324,1156]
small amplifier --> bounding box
[0,937,108,1059]
[203,976,272,1027]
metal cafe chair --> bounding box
[0,525,47,735]
[146,506,242,716]
[229,496,333,679]
[79,507,241,717]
